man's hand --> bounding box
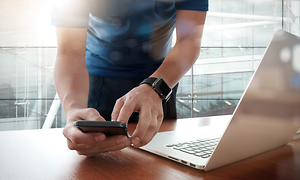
[63,108,128,156]
[112,84,164,148]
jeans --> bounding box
[87,76,178,123]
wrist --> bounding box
[61,96,88,119]
[64,105,86,122]
[139,77,172,104]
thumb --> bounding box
[80,108,106,121]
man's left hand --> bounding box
[111,84,163,148]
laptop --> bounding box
[140,30,300,171]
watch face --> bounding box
[153,78,172,100]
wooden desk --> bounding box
[1,117,300,180]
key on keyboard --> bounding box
[166,138,220,158]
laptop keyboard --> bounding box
[166,137,220,158]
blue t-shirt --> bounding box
[52,0,208,79]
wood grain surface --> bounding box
[0,117,299,180]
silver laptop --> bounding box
[140,30,300,171]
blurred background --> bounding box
[0,0,299,131]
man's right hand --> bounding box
[63,108,128,156]
[54,27,128,156]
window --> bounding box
[0,0,299,130]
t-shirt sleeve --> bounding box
[175,0,209,11]
[51,0,91,28]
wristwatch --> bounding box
[139,77,172,104]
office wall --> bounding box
[0,0,299,130]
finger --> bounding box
[111,98,124,121]
[115,98,137,124]
[75,135,127,150]
[72,135,128,155]
[138,115,159,147]
[130,105,152,147]
[76,142,127,156]
[80,108,106,121]
[63,124,106,145]
[98,135,128,149]
[139,112,163,147]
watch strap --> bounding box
[139,77,157,86]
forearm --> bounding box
[54,54,89,120]
[151,37,201,88]
[151,10,206,88]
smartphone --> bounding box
[74,120,128,137]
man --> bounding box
[51,0,208,156]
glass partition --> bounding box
[0,0,299,130]
[0,47,65,130]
